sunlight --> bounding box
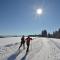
[36,8,43,15]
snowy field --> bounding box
[0,37,60,60]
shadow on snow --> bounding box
[7,52,17,60]
[20,52,28,60]
[7,49,20,60]
[7,49,28,60]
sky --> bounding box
[0,0,60,35]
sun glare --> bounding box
[36,8,43,15]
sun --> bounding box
[36,8,43,15]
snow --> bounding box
[0,37,60,60]
[0,37,21,46]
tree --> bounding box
[42,30,47,37]
[53,28,60,38]
[48,33,53,38]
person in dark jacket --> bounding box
[25,36,32,52]
[19,35,25,49]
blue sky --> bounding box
[0,0,60,35]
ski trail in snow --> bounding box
[8,38,60,60]
[31,38,50,60]
[30,38,60,60]
[48,39,60,60]
[49,38,60,49]
[0,37,60,60]
[27,38,43,60]
[16,38,43,60]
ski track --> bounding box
[26,38,43,60]
[16,38,43,60]
[0,37,60,60]
[26,38,60,60]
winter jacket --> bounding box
[26,37,32,44]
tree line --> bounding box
[0,28,60,39]
[29,28,60,39]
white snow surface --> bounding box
[0,37,60,60]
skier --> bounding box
[19,35,25,49]
[25,36,32,53]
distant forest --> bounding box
[0,28,60,39]
[29,28,60,39]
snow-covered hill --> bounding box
[0,37,60,60]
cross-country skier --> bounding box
[19,35,25,49]
[25,36,32,53]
